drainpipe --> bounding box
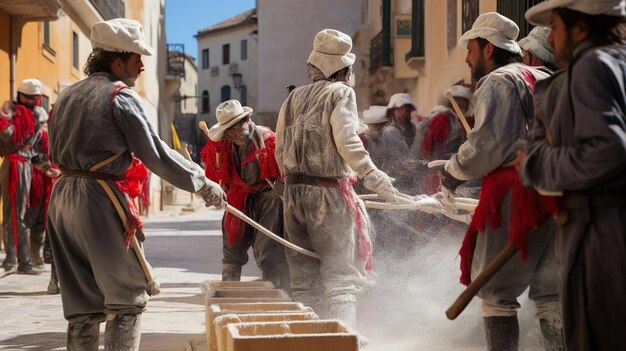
[9,15,16,101]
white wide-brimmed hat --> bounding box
[17,78,42,95]
[361,105,390,124]
[518,27,555,65]
[387,93,417,111]
[526,0,626,26]
[459,12,522,55]
[207,99,253,142]
[307,29,356,78]
[91,18,154,56]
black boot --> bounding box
[104,313,142,351]
[66,315,103,351]
[221,263,242,281]
[483,316,519,351]
[539,318,565,351]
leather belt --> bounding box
[559,192,626,225]
[60,168,124,181]
[285,174,342,188]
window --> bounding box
[462,0,479,34]
[497,0,544,38]
[222,44,230,65]
[221,85,231,102]
[72,32,79,69]
[202,49,209,69]
[43,21,50,47]
[202,90,209,113]
[447,0,458,50]
[240,40,248,61]
[240,85,247,106]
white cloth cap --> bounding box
[91,18,153,56]
[518,27,555,65]
[430,105,449,114]
[17,78,42,95]
[361,105,390,124]
[307,29,356,78]
[445,85,473,101]
[207,99,253,141]
[387,93,417,111]
[526,0,626,26]
[459,12,522,55]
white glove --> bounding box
[363,169,398,202]
[196,178,226,208]
[414,196,445,215]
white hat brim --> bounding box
[459,27,522,54]
[207,107,253,142]
[525,0,574,27]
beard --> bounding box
[554,35,576,68]
[470,55,488,83]
[120,65,137,87]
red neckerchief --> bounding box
[200,126,280,246]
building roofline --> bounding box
[195,8,257,38]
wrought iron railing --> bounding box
[167,44,185,78]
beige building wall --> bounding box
[197,23,258,126]
[256,0,363,128]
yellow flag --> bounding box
[170,123,181,151]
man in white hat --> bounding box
[0,78,51,275]
[200,99,289,290]
[47,18,225,350]
[359,105,390,167]
[380,93,421,194]
[276,28,398,327]
[518,26,558,71]
[441,12,564,350]
[519,1,626,349]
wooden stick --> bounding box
[447,92,472,135]
[445,242,518,320]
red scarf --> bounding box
[200,127,280,246]
[114,157,149,249]
[339,176,373,271]
[458,167,560,285]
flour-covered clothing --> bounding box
[520,42,626,351]
[276,75,374,317]
[446,62,560,318]
[48,72,209,319]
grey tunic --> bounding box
[380,121,420,193]
[48,73,208,319]
[521,42,626,351]
[448,63,560,312]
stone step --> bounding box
[225,320,359,351]
[213,312,319,351]
[206,302,313,350]
[205,288,291,305]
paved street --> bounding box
[0,205,260,351]
[0,204,545,351]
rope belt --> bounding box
[285,174,343,187]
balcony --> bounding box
[369,30,393,73]
[0,0,62,20]
[89,0,124,20]
[167,43,186,78]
